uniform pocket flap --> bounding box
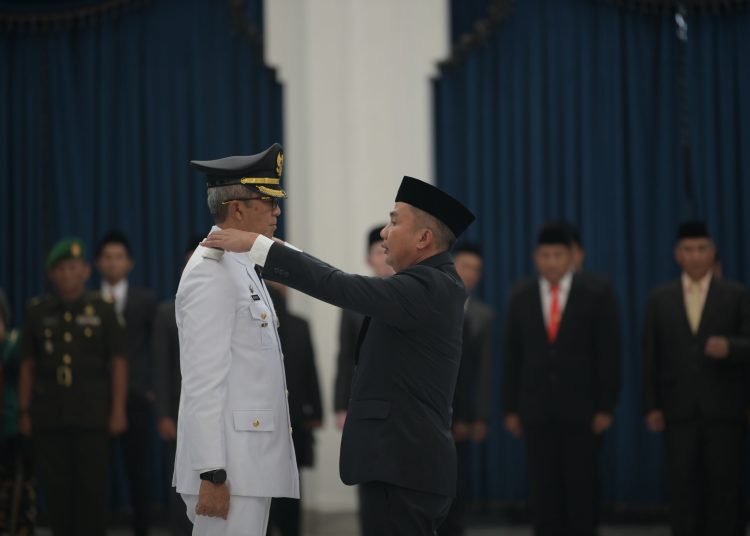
[351,399,391,420]
[248,302,272,322]
[233,409,275,432]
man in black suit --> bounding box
[95,230,156,536]
[643,221,750,536]
[152,239,198,536]
[501,223,621,536]
[266,283,322,536]
[439,242,494,536]
[333,224,394,431]
[203,176,475,536]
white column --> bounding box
[265,0,448,512]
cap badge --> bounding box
[276,152,284,177]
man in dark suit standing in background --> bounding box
[643,221,750,536]
[95,230,156,536]
[439,242,494,536]
[502,222,621,536]
[152,239,199,536]
[333,224,394,431]
[266,282,322,536]
[202,175,475,536]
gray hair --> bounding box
[207,185,251,223]
[410,206,456,251]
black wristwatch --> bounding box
[199,469,227,485]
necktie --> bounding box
[547,285,560,342]
[548,284,561,343]
[685,282,703,334]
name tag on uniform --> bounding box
[251,295,261,301]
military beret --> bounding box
[677,220,710,240]
[46,237,86,270]
[395,176,475,238]
[190,143,287,199]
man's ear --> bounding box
[416,228,432,251]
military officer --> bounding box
[18,237,128,536]
[174,143,298,535]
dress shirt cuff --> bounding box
[246,235,301,267]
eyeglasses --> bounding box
[221,196,280,209]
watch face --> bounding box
[214,469,227,484]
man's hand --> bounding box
[158,417,178,441]
[504,413,523,438]
[645,410,665,433]
[452,421,472,442]
[705,336,730,360]
[335,411,347,430]
[202,229,259,253]
[473,420,489,443]
[196,480,230,520]
[592,412,613,435]
[18,412,32,437]
[109,408,128,436]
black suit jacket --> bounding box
[502,273,621,425]
[453,297,494,423]
[643,277,750,422]
[263,246,465,497]
[333,309,364,412]
[123,286,157,399]
[268,288,323,468]
[152,300,180,420]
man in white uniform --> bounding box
[174,143,299,535]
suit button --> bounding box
[261,312,267,320]
[252,419,260,428]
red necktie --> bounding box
[548,284,560,343]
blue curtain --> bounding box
[435,0,750,507]
[0,0,282,325]
[0,0,281,512]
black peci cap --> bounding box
[368,225,385,251]
[677,220,710,241]
[190,143,287,198]
[395,176,475,238]
[537,222,574,247]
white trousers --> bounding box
[181,494,272,536]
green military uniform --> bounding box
[20,240,126,536]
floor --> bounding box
[31,513,691,535]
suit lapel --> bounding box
[696,278,718,337]
[531,283,549,345]
[671,281,695,339]
[555,275,579,342]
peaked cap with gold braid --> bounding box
[190,143,287,198]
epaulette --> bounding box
[87,290,113,304]
[201,247,225,261]
[26,294,52,310]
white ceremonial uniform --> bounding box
[173,226,299,535]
